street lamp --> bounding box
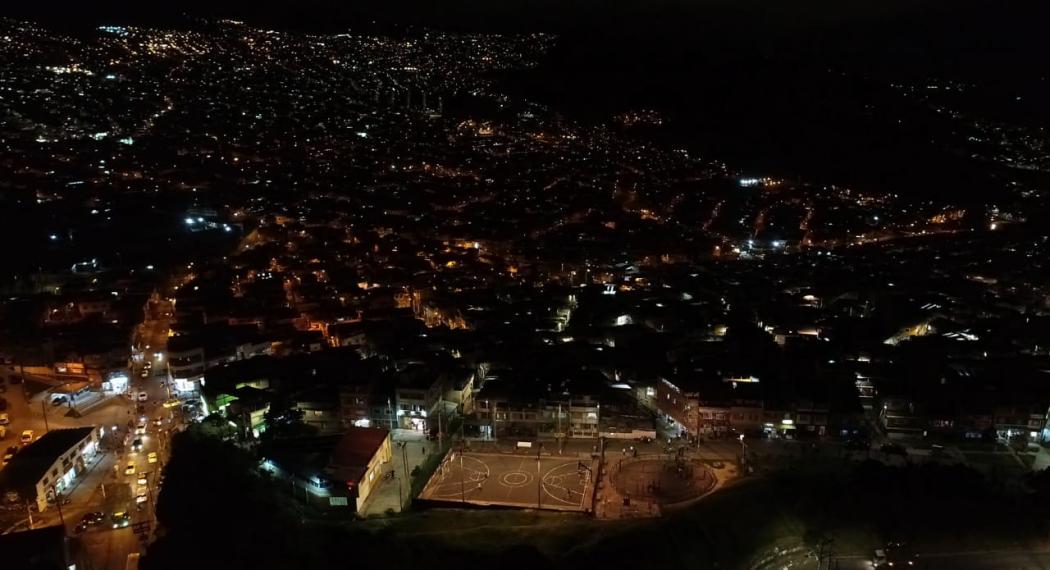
[398,441,409,481]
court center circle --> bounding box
[500,471,533,487]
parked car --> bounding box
[147,452,158,464]
[137,392,148,402]
[0,412,9,425]
[50,395,67,406]
[124,462,136,476]
[20,430,34,444]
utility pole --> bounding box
[142,471,158,527]
[396,474,403,512]
[557,403,561,435]
[51,486,65,527]
[459,445,466,504]
[536,446,542,509]
[41,400,50,432]
[19,358,30,403]
[400,442,409,481]
[557,403,563,454]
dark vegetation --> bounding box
[146,427,1050,570]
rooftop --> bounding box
[0,427,96,491]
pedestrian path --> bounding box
[359,434,435,516]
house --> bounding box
[260,427,392,512]
[0,427,100,512]
[339,379,374,428]
[294,387,342,434]
[330,427,393,511]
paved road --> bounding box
[80,370,178,569]
[0,296,180,569]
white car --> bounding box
[135,493,148,504]
[137,475,148,486]
[0,412,9,425]
[124,462,136,476]
[147,452,158,464]
[137,392,148,402]
[20,430,33,444]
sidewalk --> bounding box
[67,392,121,416]
[358,434,436,517]
[27,449,115,530]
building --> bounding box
[473,372,612,439]
[330,427,392,511]
[0,427,100,512]
[338,380,374,428]
[656,376,730,437]
[168,325,272,393]
[294,388,342,434]
[0,525,89,570]
[260,427,392,512]
[167,341,205,393]
[394,365,441,431]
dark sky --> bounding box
[10,0,1047,200]
[8,0,1044,34]
[13,0,1046,85]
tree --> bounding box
[144,427,320,570]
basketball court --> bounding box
[419,451,597,512]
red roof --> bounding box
[330,427,389,471]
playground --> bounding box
[610,455,716,506]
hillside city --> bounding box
[1,16,1049,570]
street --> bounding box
[1,296,181,569]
